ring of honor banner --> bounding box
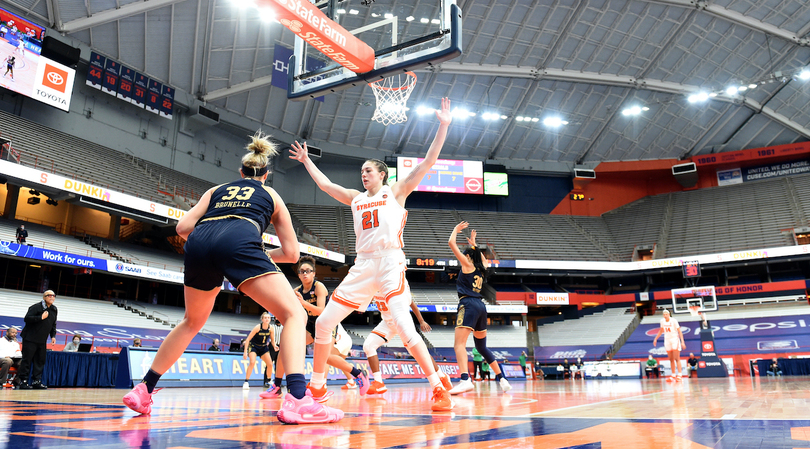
[86,51,174,119]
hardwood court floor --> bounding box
[1,376,809,448]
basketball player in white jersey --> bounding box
[652,309,687,381]
[289,97,454,412]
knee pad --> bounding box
[314,312,341,345]
[363,333,386,358]
[391,314,421,348]
[474,336,496,364]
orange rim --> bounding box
[369,71,417,91]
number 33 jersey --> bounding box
[352,185,407,254]
[199,178,276,233]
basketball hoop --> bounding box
[369,72,417,126]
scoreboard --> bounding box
[87,52,174,120]
[397,157,484,194]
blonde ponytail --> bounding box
[241,131,278,177]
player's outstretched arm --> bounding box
[449,221,475,272]
[393,98,452,200]
[289,141,360,205]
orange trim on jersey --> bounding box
[331,292,360,308]
[383,271,407,303]
[371,330,388,341]
[397,211,408,248]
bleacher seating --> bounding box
[0,110,216,207]
[642,301,809,324]
[0,289,169,332]
[0,218,112,260]
[417,324,529,349]
[536,308,637,347]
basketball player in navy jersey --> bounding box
[261,256,369,400]
[3,55,15,80]
[123,132,342,424]
[242,312,275,390]
[447,222,511,395]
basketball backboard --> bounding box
[288,0,462,100]
[671,286,718,314]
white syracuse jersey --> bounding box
[351,185,407,254]
[660,317,680,339]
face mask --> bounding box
[73,339,80,344]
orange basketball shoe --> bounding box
[431,386,454,412]
[439,371,452,391]
[366,380,388,395]
[306,383,334,403]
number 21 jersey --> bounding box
[351,185,407,254]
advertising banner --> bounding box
[533,344,612,362]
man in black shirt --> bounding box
[687,353,699,377]
[17,290,57,389]
[16,224,28,245]
[208,339,222,351]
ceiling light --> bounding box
[515,116,525,122]
[500,115,508,120]
[468,112,476,117]
[687,92,709,103]
[336,8,346,14]
[431,19,440,24]
[259,8,275,22]
[622,106,643,116]
[452,108,470,118]
[799,70,810,80]
[371,13,380,17]
[709,92,718,97]
[748,83,758,89]
[420,17,429,23]
[406,16,414,21]
[349,9,359,15]
[543,117,568,127]
[642,107,649,111]
[416,105,434,115]
[726,85,738,95]
[384,13,393,19]
[738,86,748,92]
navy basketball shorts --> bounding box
[183,219,280,291]
[250,344,270,357]
[456,296,488,332]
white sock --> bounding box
[373,371,382,382]
[310,372,326,389]
[427,372,441,389]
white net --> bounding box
[688,305,701,317]
[369,72,417,126]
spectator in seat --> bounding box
[62,334,82,352]
[132,338,143,348]
[645,355,660,379]
[687,353,699,377]
[0,328,22,387]
[16,224,28,245]
[767,358,782,377]
[562,358,571,378]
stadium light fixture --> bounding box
[416,105,434,115]
[687,92,710,103]
[799,70,810,81]
[543,117,568,127]
[621,106,643,116]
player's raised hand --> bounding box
[435,97,452,126]
[468,229,477,247]
[453,221,469,234]
[289,141,310,163]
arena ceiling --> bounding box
[4,0,810,174]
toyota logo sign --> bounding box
[47,72,64,85]
[703,342,713,351]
